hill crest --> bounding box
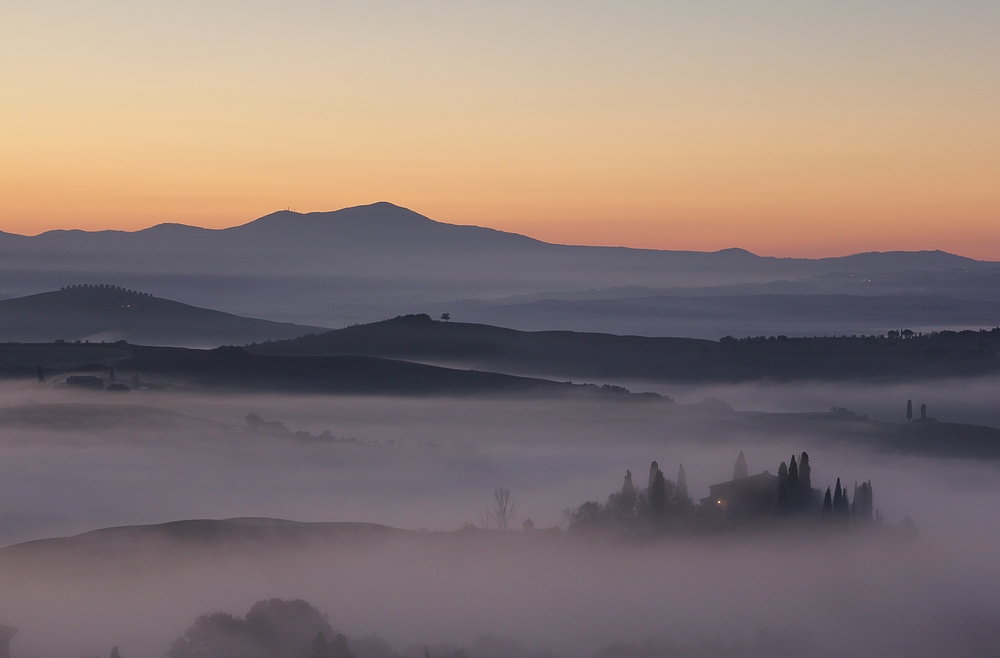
[0,286,325,347]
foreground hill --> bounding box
[252,314,1000,382]
[0,285,326,347]
[0,518,408,560]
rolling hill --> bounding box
[0,285,326,347]
[0,341,632,397]
[250,314,1000,382]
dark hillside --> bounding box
[113,346,585,396]
[252,315,1000,382]
[252,314,709,378]
[0,341,620,397]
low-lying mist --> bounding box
[0,382,997,657]
[635,375,1000,427]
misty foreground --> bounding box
[1,387,999,658]
[1,516,997,658]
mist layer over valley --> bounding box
[0,382,998,657]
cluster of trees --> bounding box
[776,453,812,514]
[905,399,936,423]
[772,452,876,525]
[61,284,153,296]
[168,599,353,658]
[567,451,881,534]
[822,479,874,524]
[566,461,692,530]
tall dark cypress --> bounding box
[787,456,800,512]
[649,469,668,519]
[799,452,811,494]
[833,478,850,520]
[822,487,833,515]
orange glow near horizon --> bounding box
[1,3,997,259]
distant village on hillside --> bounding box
[567,451,888,533]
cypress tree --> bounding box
[906,399,913,422]
[822,487,833,516]
[676,464,688,502]
[799,452,811,495]
[733,451,749,480]
[833,478,851,521]
[787,456,800,512]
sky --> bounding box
[1,1,998,258]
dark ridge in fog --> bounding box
[0,342,661,398]
[251,314,1000,382]
[0,518,408,559]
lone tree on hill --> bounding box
[440,313,451,322]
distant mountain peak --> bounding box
[243,202,436,230]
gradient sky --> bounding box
[1,1,998,258]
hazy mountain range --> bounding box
[1,202,997,336]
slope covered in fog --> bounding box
[251,314,1000,382]
[0,518,407,560]
[0,285,326,347]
